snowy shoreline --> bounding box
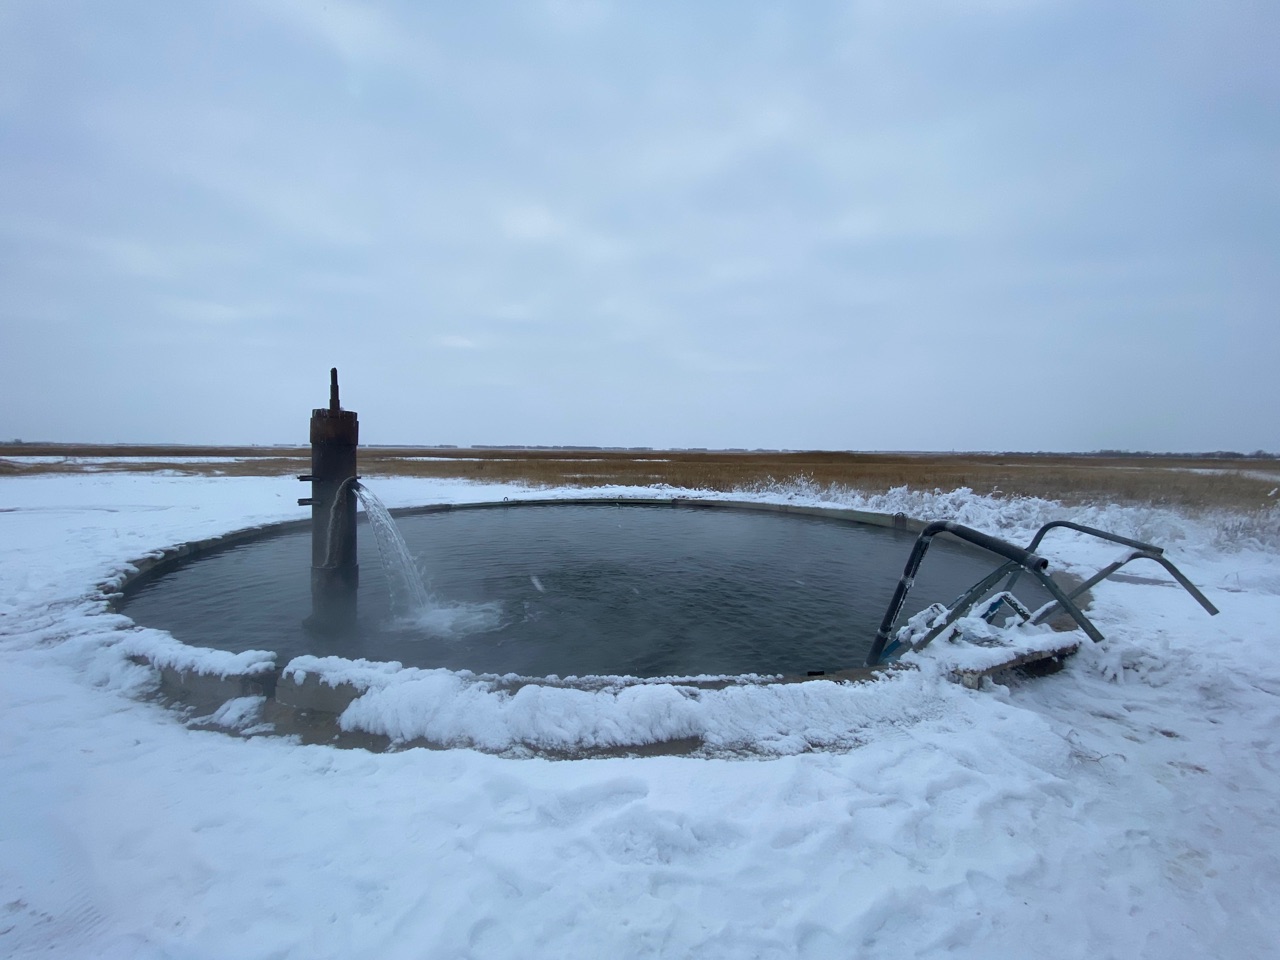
[2,472,1278,958]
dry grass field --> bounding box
[3,444,1279,514]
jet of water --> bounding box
[324,478,431,616]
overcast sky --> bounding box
[2,1,1276,451]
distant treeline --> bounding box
[1024,450,1277,460]
[2,439,1274,459]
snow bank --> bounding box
[2,471,1277,959]
[332,665,962,755]
[280,654,951,755]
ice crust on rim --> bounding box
[283,654,950,754]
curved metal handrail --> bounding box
[866,518,1219,668]
[1027,519,1164,555]
[1030,549,1218,624]
[1003,520,1163,592]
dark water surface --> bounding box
[123,503,1045,678]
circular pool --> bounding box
[121,501,1050,680]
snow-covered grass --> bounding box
[1,471,1277,958]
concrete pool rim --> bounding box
[101,496,1073,747]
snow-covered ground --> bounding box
[2,471,1278,959]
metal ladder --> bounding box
[864,520,1219,667]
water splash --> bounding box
[394,600,505,638]
[323,479,502,632]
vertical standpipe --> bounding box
[306,367,359,630]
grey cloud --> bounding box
[1,0,1276,450]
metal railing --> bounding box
[864,519,1218,667]
[864,521,1101,666]
[1002,521,1161,591]
[1003,520,1217,621]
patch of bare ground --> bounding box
[3,445,1278,512]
